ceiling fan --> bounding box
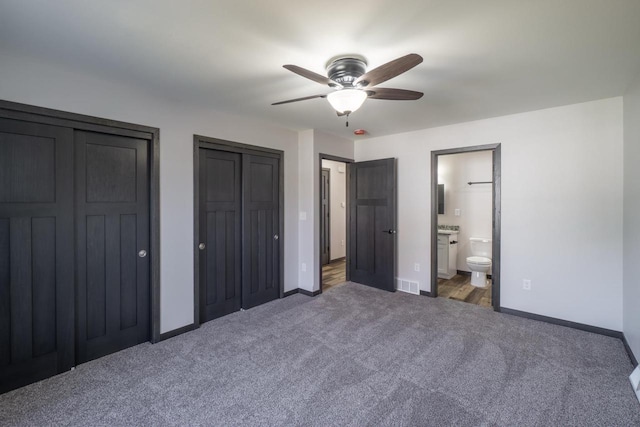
[272,53,424,125]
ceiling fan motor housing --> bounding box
[327,58,367,87]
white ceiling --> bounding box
[1,0,640,139]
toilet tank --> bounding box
[469,237,492,258]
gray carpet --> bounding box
[1,282,639,426]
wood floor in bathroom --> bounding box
[438,274,492,307]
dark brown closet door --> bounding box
[242,154,280,309]
[198,149,242,322]
[0,118,74,393]
[75,130,150,363]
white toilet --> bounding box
[466,237,492,287]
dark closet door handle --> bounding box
[382,230,396,234]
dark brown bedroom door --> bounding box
[348,158,397,292]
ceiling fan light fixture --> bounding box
[327,89,367,114]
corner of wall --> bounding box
[296,129,355,292]
[297,130,315,292]
[623,71,640,363]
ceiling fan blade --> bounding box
[283,65,342,88]
[271,94,327,106]
[366,88,424,100]
[355,54,423,88]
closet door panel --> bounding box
[31,217,58,357]
[242,154,279,309]
[0,118,74,394]
[198,149,242,322]
[120,214,138,329]
[75,130,150,363]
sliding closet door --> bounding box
[198,149,242,322]
[195,138,283,323]
[75,130,150,363]
[0,118,75,393]
[242,154,280,309]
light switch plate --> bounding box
[299,212,307,221]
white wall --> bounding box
[298,130,353,292]
[623,72,640,362]
[438,151,493,272]
[297,130,315,292]
[321,159,347,261]
[356,98,624,331]
[0,52,300,334]
[1,49,630,337]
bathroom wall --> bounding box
[623,70,640,362]
[438,151,493,272]
[322,159,347,261]
[355,97,623,331]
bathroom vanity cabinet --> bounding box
[437,232,458,279]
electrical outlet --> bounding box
[523,279,531,290]
[299,212,307,221]
[454,208,461,216]
[414,263,420,272]
[301,263,307,272]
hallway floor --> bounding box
[322,258,346,292]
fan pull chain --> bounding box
[345,112,350,127]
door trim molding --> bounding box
[318,154,354,293]
[157,323,196,342]
[0,99,162,343]
[193,135,285,328]
[430,143,501,310]
[321,167,331,265]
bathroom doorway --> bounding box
[430,144,501,310]
[319,154,352,293]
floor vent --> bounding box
[397,279,420,295]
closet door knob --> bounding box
[273,234,279,240]
[138,250,147,258]
[198,243,206,250]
